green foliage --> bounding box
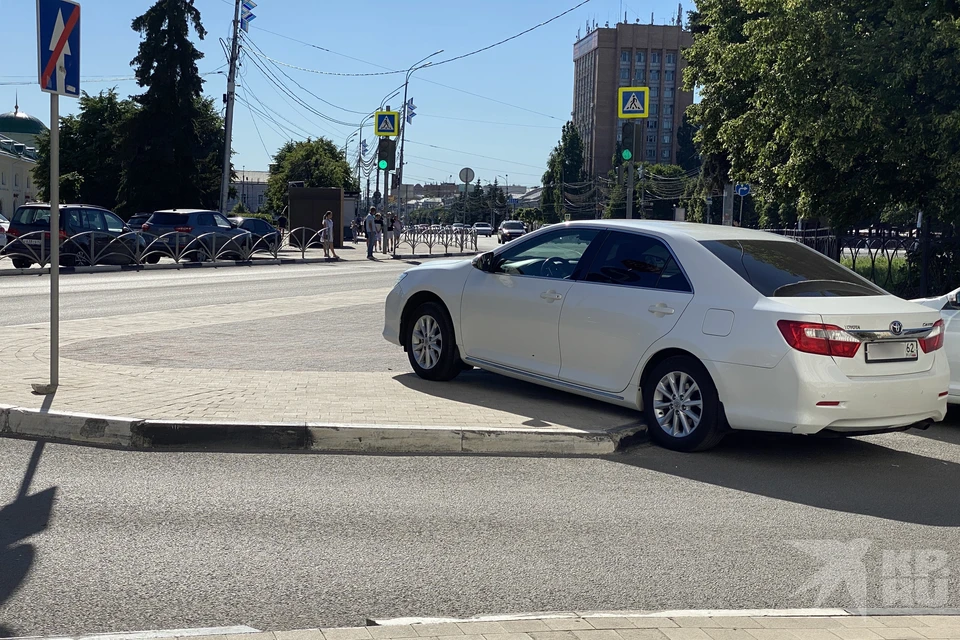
[116,0,225,214]
[264,138,359,213]
[542,121,586,223]
[685,0,960,228]
[59,172,84,203]
[33,89,136,207]
[230,200,250,214]
[514,207,544,226]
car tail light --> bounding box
[142,223,150,231]
[59,230,68,241]
[777,320,862,358]
[6,227,20,238]
[920,319,945,353]
[175,226,193,233]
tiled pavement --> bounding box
[133,615,960,640]
[1,283,641,433]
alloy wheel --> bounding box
[412,315,442,370]
[653,371,704,437]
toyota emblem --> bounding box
[890,321,904,335]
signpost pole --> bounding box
[739,195,744,226]
[625,161,635,220]
[49,93,60,389]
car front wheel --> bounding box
[642,356,725,452]
[405,302,461,382]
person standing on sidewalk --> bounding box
[364,207,378,260]
[322,211,339,261]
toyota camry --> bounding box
[383,221,949,451]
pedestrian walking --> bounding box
[364,206,377,260]
[391,215,401,253]
[277,211,288,242]
[386,215,395,253]
[322,211,339,261]
[375,213,384,253]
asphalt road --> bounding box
[2,428,960,638]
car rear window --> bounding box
[701,239,885,297]
[149,213,189,225]
[12,206,50,225]
[503,222,524,230]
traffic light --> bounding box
[377,138,396,171]
[621,121,637,162]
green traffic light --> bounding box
[622,149,633,161]
[378,160,388,170]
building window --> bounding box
[620,68,630,81]
[646,148,656,160]
[663,134,672,144]
[651,52,661,66]
[650,70,660,82]
[665,88,675,100]
[14,174,18,187]
[647,134,656,144]
[650,103,659,115]
[662,148,671,159]
[664,104,674,115]
[665,70,675,83]
[634,68,645,83]
[647,120,658,129]
[620,50,631,65]
[662,119,673,131]
[258,194,264,205]
[635,51,646,65]
[650,86,659,98]
[666,52,677,65]
[242,193,248,205]
[1,172,5,186]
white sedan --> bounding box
[913,286,960,404]
[383,221,949,451]
[0,211,8,248]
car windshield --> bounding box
[701,239,885,297]
[503,222,524,230]
[148,213,189,225]
[12,206,50,224]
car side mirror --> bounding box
[950,292,960,310]
[473,251,496,273]
[123,226,131,232]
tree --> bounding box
[230,200,249,214]
[685,0,960,229]
[116,0,226,214]
[33,89,136,208]
[542,121,586,223]
[264,138,358,213]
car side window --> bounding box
[63,209,81,231]
[240,220,254,231]
[197,213,215,226]
[495,229,600,279]
[103,212,126,233]
[81,210,107,232]
[214,214,233,229]
[583,231,692,292]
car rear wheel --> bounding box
[12,258,32,269]
[405,302,462,382]
[642,356,725,452]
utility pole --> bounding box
[625,162,635,219]
[219,0,242,214]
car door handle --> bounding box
[648,304,675,316]
[540,291,564,301]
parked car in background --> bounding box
[452,223,467,233]
[498,220,527,244]
[4,203,147,269]
[913,285,960,404]
[384,221,949,452]
[142,209,250,261]
[229,216,281,252]
[0,212,9,249]
[473,222,493,237]
[127,213,152,230]
[430,224,442,232]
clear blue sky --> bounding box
[1,0,685,189]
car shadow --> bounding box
[906,407,960,446]
[611,430,960,526]
[394,369,642,432]
[0,441,57,638]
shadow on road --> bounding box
[0,441,57,638]
[395,369,640,430]
[907,408,960,445]
[613,431,960,526]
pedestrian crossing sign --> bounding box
[375,110,400,137]
[618,87,650,119]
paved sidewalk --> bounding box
[1,281,641,442]
[42,614,960,640]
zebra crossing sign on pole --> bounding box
[618,87,649,119]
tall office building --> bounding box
[572,22,694,177]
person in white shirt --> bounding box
[322,211,339,260]
[364,207,378,260]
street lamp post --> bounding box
[397,50,444,220]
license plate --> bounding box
[22,239,41,245]
[865,340,919,362]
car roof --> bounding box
[562,219,794,242]
[153,209,218,215]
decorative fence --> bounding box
[770,225,960,298]
[0,226,479,269]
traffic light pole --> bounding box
[625,161,635,220]
[219,0,242,213]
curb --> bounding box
[0,251,478,277]
[0,405,645,456]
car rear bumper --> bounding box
[706,351,949,435]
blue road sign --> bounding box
[375,110,399,137]
[361,139,368,156]
[240,0,256,32]
[618,87,649,119]
[405,99,416,125]
[735,183,751,197]
[37,0,81,98]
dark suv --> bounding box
[4,203,145,269]
[498,220,527,244]
[141,209,251,261]
[228,216,281,252]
